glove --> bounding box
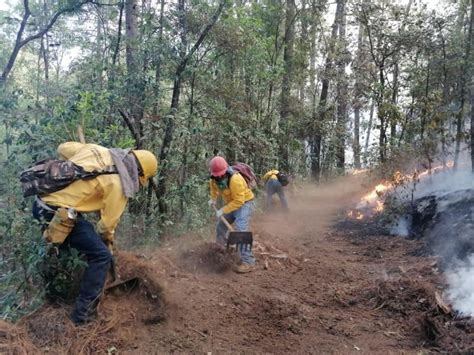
[216,208,224,218]
[208,199,216,208]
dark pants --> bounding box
[265,179,289,211]
[32,199,111,324]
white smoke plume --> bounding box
[390,163,473,316]
[446,256,474,317]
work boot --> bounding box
[69,308,98,326]
[233,263,255,274]
[70,299,99,326]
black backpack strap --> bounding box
[75,165,118,180]
[99,165,118,174]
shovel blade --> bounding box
[227,231,253,251]
[105,277,140,293]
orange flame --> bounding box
[347,162,454,220]
[351,169,369,175]
[348,210,365,219]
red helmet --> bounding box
[209,156,228,177]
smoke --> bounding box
[446,256,474,317]
[411,169,473,201]
[389,215,411,236]
[396,166,474,316]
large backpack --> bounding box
[276,171,290,186]
[231,162,258,190]
[20,159,117,197]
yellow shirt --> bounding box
[262,169,279,181]
[41,142,128,235]
[209,173,254,214]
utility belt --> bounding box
[35,197,77,245]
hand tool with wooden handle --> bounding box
[213,205,253,251]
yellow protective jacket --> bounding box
[41,142,127,237]
[209,173,254,214]
[262,169,279,181]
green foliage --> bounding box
[0,207,46,321]
[39,247,87,304]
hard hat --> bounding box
[209,156,228,177]
[133,150,158,185]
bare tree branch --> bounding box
[118,108,142,148]
[176,0,227,76]
[0,0,93,85]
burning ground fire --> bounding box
[347,162,454,220]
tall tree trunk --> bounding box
[390,0,412,146]
[364,100,374,166]
[390,61,399,141]
[125,0,145,145]
[125,0,138,75]
[471,70,474,172]
[265,24,281,132]
[96,7,103,88]
[179,73,196,216]
[153,0,166,115]
[440,33,450,166]
[378,61,387,162]
[311,0,341,181]
[420,64,431,142]
[40,34,49,104]
[112,0,124,69]
[335,0,347,171]
[41,0,50,84]
[308,2,318,176]
[469,0,474,172]
[298,0,308,103]
[279,0,296,172]
[352,24,364,169]
[454,0,472,169]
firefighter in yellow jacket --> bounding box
[208,156,255,273]
[32,142,157,325]
[262,169,289,211]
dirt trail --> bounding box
[5,174,472,353]
[125,175,460,353]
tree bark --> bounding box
[125,0,138,75]
[308,1,318,175]
[125,0,145,145]
[352,24,364,169]
[378,62,387,162]
[153,0,166,115]
[311,0,341,181]
[111,0,124,69]
[454,0,473,169]
[335,0,347,171]
[364,100,374,165]
[390,0,412,146]
[390,61,399,142]
[469,0,474,172]
[279,0,296,172]
[298,0,308,103]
